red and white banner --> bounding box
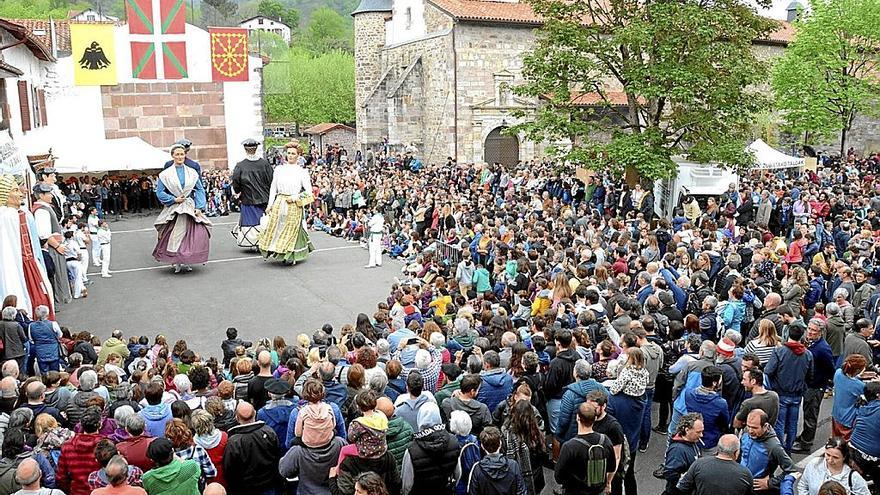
[209,27,249,82]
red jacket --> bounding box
[203,431,228,487]
[56,433,102,495]
[116,435,156,472]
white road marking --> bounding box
[111,221,237,234]
[86,244,362,276]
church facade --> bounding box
[352,0,794,166]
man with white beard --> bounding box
[231,138,274,249]
[365,210,385,268]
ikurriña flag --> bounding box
[71,23,117,86]
[209,28,249,82]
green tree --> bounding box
[264,47,354,125]
[249,30,289,58]
[303,6,352,53]
[0,0,89,19]
[771,0,880,155]
[513,0,777,180]
[257,0,300,29]
[201,0,238,26]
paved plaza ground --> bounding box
[57,212,832,494]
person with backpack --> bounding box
[661,412,703,495]
[467,426,527,495]
[555,402,617,495]
[449,411,481,495]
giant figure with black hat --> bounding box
[230,138,273,249]
[32,182,72,306]
[37,167,65,219]
[153,143,213,274]
[162,138,203,177]
[0,174,54,319]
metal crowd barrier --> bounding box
[433,240,464,266]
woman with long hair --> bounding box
[502,399,545,495]
[783,265,809,317]
[550,272,573,309]
[355,313,377,342]
[744,318,782,366]
[798,437,870,495]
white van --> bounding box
[653,160,739,219]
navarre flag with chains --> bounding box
[209,28,249,82]
[126,0,188,79]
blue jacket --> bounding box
[478,369,513,413]
[684,388,729,449]
[323,379,348,411]
[637,285,654,306]
[285,400,346,449]
[661,268,687,312]
[805,278,825,308]
[556,379,605,442]
[740,429,796,492]
[805,338,834,389]
[663,436,700,493]
[28,321,60,363]
[721,300,745,332]
[851,399,880,457]
[765,344,814,396]
[140,403,172,438]
[257,400,295,451]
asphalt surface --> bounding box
[56,212,833,494]
[58,211,402,356]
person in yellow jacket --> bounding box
[531,289,552,317]
[97,329,130,366]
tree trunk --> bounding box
[839,126,847,157]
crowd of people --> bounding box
[1,140,880,495]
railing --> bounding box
[433,240,464,266]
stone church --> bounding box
[352,0,795,166]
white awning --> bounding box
[52,137,168,174]
[747,139,804,170]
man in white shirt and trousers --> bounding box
[96,220,112,278]
[365,210,384,268]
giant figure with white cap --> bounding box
[153,143,213,274]
[365,209,385,268]
[0,174,54,319]
[231,138,273,249]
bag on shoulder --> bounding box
[573,433,609,489]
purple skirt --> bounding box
[153,215,211,264]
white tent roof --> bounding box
[747,139,804,170]
[52,137,168,174]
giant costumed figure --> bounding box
[0,174,54,319]
[231,138,273,249]
[258,142,314,265]
[153,143,213,274]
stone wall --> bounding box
[319,128,357,152]
[354,12,390,150]
[455,23,538,164]
[101,82,228,169]
[381,29,456,164]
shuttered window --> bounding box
[0,79,9,131]
[38,89,47,126]
[17,80,30,132]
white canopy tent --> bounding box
[51,137,168,174]
[747,139,805,170]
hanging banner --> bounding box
[162,41,188,79]
[209,27,249,82]
[71,23,117,86]
[127,0,188,79]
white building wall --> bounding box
[387,0,426,45]
[224,54,265,166]
[240,17,292,43]
[3,39,54,155]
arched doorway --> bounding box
[483,127,519,167]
